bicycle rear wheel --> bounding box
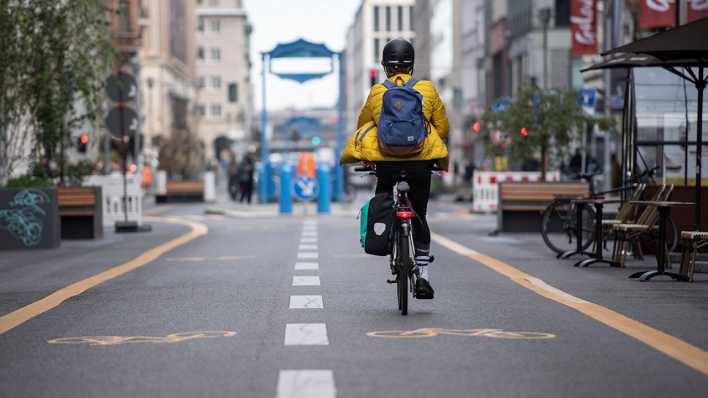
[397,228,409,316]
[541,199,595,255]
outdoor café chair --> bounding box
[678,231,708,282]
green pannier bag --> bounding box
[359,193,395,256]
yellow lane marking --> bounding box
[0,216,208,335]
[367,328,555,340]
[431,233,708,376]
[48,330,236,346]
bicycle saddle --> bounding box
[397,181,410,193]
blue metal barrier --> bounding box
[279,164,293,214]
[317,165,331,214]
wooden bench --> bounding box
[497,182,590,233]
[156,180,205,203]
[58,186,103,239]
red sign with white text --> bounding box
[639,0,676,28]
[570,0,597,56]
[688,0,708,22]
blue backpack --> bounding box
[376,78,428,157]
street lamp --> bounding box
[538,7,552,89]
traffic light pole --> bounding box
[258,52,270,204]
[334,52,345,202]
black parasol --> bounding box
[583,17,708,229]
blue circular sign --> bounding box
[294,176,318,201]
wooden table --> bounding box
[627,201,694,282]
[573,198,620,268]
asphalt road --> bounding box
[1,199,707,397]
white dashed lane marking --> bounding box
[293,276,321,286]
[298,252,319,259]
[300,237,318,243]
[289,295,324,309]
[299,244,318,251]
[277,370,336,398]
[294,262,319,271]
[284,323,329,346]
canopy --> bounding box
[583,17,708,229]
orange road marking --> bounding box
[431,233,708,376]
[0,216,208,335]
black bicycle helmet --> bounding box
[381,39,414,67]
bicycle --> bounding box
[355,164,436,316]
[540,166,678,256]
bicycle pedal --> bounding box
[386,279,398,284]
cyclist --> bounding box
[343,38,449,299]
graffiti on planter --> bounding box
[0,189,50,247]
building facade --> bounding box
[195,0,253,162]
[139,0,197,168]
[344,0,415,134]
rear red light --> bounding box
[396,210,413,219]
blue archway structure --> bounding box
[282,116,322,139]
[259,38,345,203]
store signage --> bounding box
[639,0,676,28]
[570,0,597,56]
[688,0,708,22]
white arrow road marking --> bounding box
[289,295,324,309]
[298,252,318,259]
[294,262,319,270]
[284,323,329,346]
[292,276,321,286]
[277,370,336,398]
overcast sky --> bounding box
[243,0,361,112]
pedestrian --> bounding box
[238,153,255,204]
[228,155,239,201]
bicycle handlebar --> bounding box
[353,164,443,174]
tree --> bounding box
[481,86,608,180]
[0,0,112,186]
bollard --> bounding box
[280,164,293,214]
[203,171,216,203]
[258,163,269,203]
[317,165,331,214]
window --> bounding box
[210,19,221,32]
[197,17,204,32]
[409,6,414,31]
[555,0,571,27]
[195,104,206,116]
[210,104,222,117]
[385,6,391,32]
[373,6,379,32]
[211,76,222,88]
[211,48,221,60]
[209,0,219,5]
[228,82,238,103]
[118,0,131,32]
[197,47,204,60]
[374,38,380,62]
[397,6,403,31]
[197,76,205,88]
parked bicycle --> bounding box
[540,166,678,256]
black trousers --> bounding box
[375,161,433,255]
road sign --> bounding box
[494,98,512,112]
[578,88,597,108]
[105,106,138,139]
[106,73,137,102]
[294,176,318,201]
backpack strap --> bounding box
[382,80,395,89]
[403,78,418,89]
[357,124,376,142]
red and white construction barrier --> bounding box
[472,171,560,213]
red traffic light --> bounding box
[472,121,481,133]
[79,134,89,145]
[520,127,529,137]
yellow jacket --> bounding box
[340,73,450,169]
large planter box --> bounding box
[0,188,60,250]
